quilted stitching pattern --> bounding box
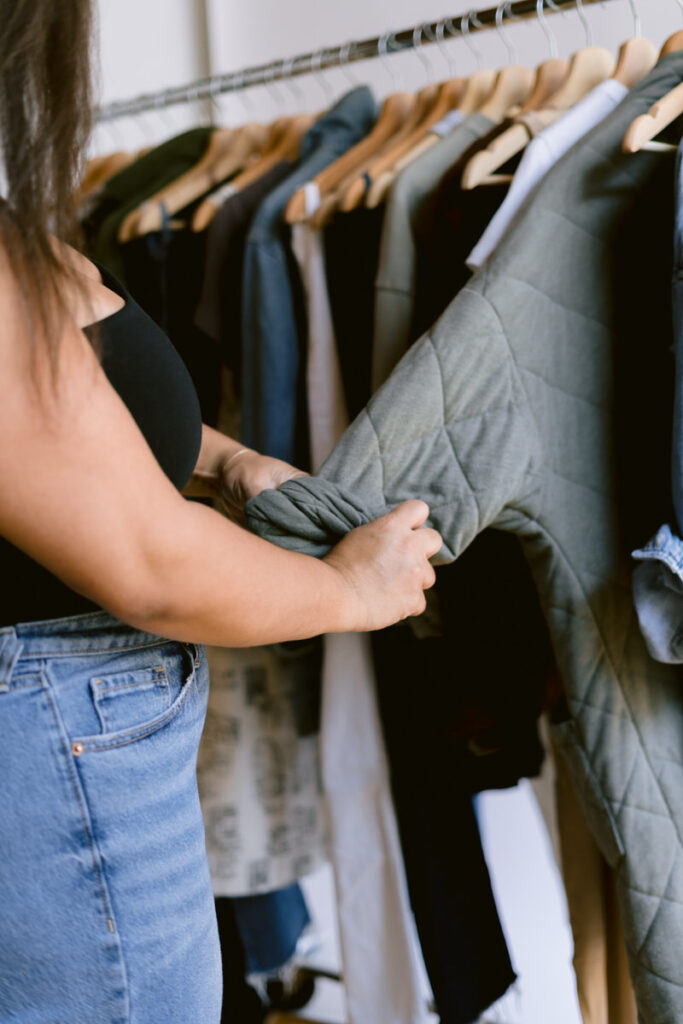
[247,55,683,1022]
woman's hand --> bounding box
[183,425,307,524]
[324,500,442,632]
[217,447,307,525]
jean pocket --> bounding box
[91,667,170,734]
[74,643,202,754]
[549,716,625,868]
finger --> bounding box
[423,564,437,590]
[386,499,430,530]
[418,528,443,559]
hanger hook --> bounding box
[536,0,559,58]
[228,69,254,123]
[421,22,450,78]
[262,62,286,117]
[152,92,181,139]
[495,2,516,64]
[574,0,593,46]
[458,12,484,70]
[100,115,128,152]
[434,18,456,76]
[377,30,400,90]
[627,0,641,37]
[410,24,433,84]
[309,48,335,104]
[337,41,358,88]
[280,56,305,107]
[204,76,223,126]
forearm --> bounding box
[182,424,247,499]
[119,499,356,647]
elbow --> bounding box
[92,561,183,637]
[101,584,178,637]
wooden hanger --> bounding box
[77,152,130,201]
[612,36,657,88]
[363,68,500,210]
[117,122,270,241]
[283,91,416,225]
[475,64,536,122]
[361,66,537,211]
[455,68,499,114]
[338,81,454,213]
[358,77,466,208]
[192,113,315,231]
[623,32,683,153]
[462,48,615,190]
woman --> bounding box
[0,2,441,1021]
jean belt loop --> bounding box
[0,628,23,692]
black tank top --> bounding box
[0,263,203,625]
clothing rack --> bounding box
[96,0,623,123]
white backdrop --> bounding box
[93,0,683,152]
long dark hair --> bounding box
[0,0,96,372]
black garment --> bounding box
[373,531,552,1024]
[83,128,215,283]
[0,263,202,627]
[194,161,295,387]
[374,625,517,1024]
[412,122,518,341]
[215,898,268,1024]
[121,218,222,427]
[323,206,385,418]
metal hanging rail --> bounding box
[96,0,621,123]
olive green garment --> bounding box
[247,53,683,1023]
[84,127,215,281]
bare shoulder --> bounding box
[0,236,97,406]
[55,238,102,283]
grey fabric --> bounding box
[247,55,683,1022]
[372,113,494,389]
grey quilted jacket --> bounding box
[247,54,683,1022]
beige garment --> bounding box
[291,183,430,1024]
[553,737,638,1024]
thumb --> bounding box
[385,500,431,530]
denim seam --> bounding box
[42,674,118,920]
[16,638,171,661]
[41,673,130,1019]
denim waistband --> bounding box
[0,611,171,683]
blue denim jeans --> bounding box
[0,610,221,1024]
[632,139,683,662]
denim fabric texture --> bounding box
[241,86,377,463]
[633,525,683,662]
[632,139,683,663]
[232,884,311,975]
[0,611,220,1024]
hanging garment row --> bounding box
[80,7,683,1023]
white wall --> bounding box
[94,0,683,151]
[92,0,210,152]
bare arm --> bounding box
[0,257,441,647]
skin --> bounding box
[0,243,442,646]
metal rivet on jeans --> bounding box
[72,741,84,756]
